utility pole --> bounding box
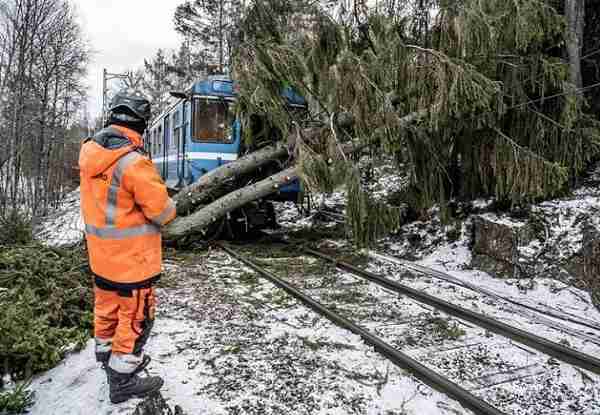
[101,68,131,127]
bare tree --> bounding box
[0,0,89,221]
[118,68,145,91]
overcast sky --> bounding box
[74,0,182,118]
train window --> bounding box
[182,102,189,144]
[174,127,180,150]
[158,125,162,155]
[164,117,170,149]
[172,113,178,149]
[192,98,234,142]
[153,129,156,155]
[156,128,160,155]
[153,129,157,155]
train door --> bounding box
[162,116,169,179]
[157,124,163,178]
[182,100,192,185]
[177,104,187,186]
[173,108,183,187]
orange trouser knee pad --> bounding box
[94,285,156,355]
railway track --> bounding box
[368,251,600,347]
[215,239,600,415]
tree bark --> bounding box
[173,142,289,215]
[164,167,298,239]
[566,0,585,90]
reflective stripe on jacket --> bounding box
[79,125,176,286]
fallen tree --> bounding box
[172,113,357,216]
[0,243,92,382]
[164,110,425,241]
[159,0,600,248]
[163,167,298,240]
[173,142,289,215]
[231,1,600,247]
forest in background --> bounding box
[0,0,89,224]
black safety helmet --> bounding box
[109,89,152,122]
[106,89,152,134]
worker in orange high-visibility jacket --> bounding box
[79,89,176,404]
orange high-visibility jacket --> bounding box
[79,125,176,287]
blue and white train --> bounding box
[144,76,306,235]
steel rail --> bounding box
[369,250,600,334]
[216,242,506,415]
[302,246,600,376]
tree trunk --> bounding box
[173,142,289,215]
[566,0,585,89]
[165,109,424,239]
[173,111,361,215]
[164,167,298,239]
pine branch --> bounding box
[492,127,557,164]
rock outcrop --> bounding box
[470,166,600,309]
[581,223,600,306]
[471,214,535,278]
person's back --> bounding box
[79,90,176,404]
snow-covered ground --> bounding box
[35,188,84,247]
[372,228,600,414]
[28,249,471,415]
[24,167,600,415]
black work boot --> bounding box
[96,351,111,367]
[96,351,111,383]
[106,367,164,404]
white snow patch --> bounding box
[35,188,84,247]
[29,318,226,415]
[478,212,527,228]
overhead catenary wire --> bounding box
[582,48,600,60]
[507,81,600,110]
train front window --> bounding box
[192,98,234,142]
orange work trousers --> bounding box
[94,286,156,355]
